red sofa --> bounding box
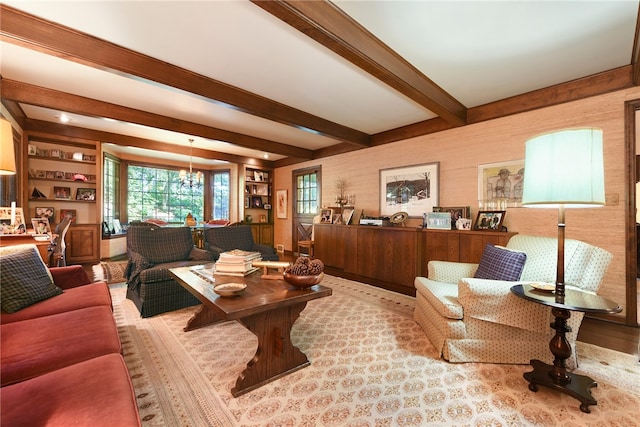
[0,245,140,426]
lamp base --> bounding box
[523,307,597,413]
[524,359,597,413]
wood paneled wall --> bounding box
[274,86,640,320]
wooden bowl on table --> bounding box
[282,272,324,289]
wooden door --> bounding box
[292,166,321,256]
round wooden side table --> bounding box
[510,284,622,413]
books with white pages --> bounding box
[216,250,261,275]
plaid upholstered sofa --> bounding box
[414,234,612,368]
[203,225,279,261]
[125,224,214,317]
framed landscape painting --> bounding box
[380,162,439,217]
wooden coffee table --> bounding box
[169,265,332,397]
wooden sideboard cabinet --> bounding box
[314,224,420,295]
[421,229,516,276]
[314,224,516,296]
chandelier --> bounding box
[179,139,202,188]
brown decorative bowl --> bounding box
[283,272,325,288]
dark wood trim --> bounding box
[468,66,634,124]
[0,4,369,147]
[624,99,640,326]
[253,0,467,127]
[372,117,456,146]
[364,67,634,148]
[25,119,273,168]
[1,79,313,160]
[632,6,640,86]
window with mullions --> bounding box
[211,170,230,220]
[127,165,204,223]
[296,172,318,215]
[103,154,120,229]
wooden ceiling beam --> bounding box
[25,119,273,167]
[1,79,313,160]
[0,4,370,147]
[253,0,467,127]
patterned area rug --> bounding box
[93,260,128,284]
[110,276,640,426]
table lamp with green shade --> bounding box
[521,128,606,298]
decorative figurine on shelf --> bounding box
[185,213,196,227]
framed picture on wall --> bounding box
[276,190,287,219]
[380,162,439,217]
[478,160,524,209]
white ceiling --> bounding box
[1,0,638,167]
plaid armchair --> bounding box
[203,225,279,261]
[125,225,213,317]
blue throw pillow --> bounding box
[473,244,527,281]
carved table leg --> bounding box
[183,304,224,332]
[523,307,598,413]
[232,302,310,397]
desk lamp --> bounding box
[521,128,605,298]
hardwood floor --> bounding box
[578,317,639,358]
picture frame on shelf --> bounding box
[426,212,451,230]
[253,170,264,182]
[60,209,76,223]
[342,207,355,225]
[35,170,45,178]
[112,219,122,234]
[320,209,333,223]
[473,210,506,231]
[478,160,524,209]
[433,206,471,230]
[251,196,263,208]
[35,207,54,221]
[276,190,287,219]
[76,188,96,201]
[31,217,51,235]
[244,196,250,209]
[28,144,37,156]
[0,207,25,231]
[379,162,439,217]
[53,186,71,200]
[255,184,268,196]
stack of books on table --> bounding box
[215,249,262,276]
